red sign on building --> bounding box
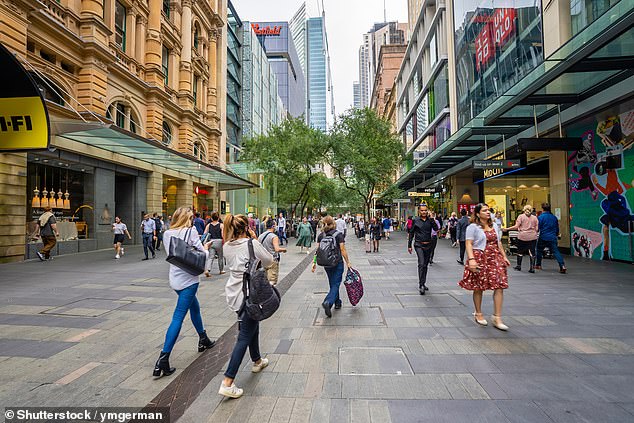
[492,8,515,47]
[475,23,494,72]
[251,23,282,36]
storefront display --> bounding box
[482,177,550,227]
[567,101,634,262]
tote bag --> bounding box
[344,267,364,306]
[166,228,207,276]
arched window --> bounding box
[193,140,206,161]
[29,72,66,106]
[193,24,200,51]
[162,121,172,146]
[106,101,139,134]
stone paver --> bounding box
[0,239,311,411]
[179,228,634,422]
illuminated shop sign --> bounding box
[251,24,282,36]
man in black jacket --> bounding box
[408,204,439,295]
[455,208,470,265]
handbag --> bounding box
[344,267,364,306]
[166,227,207,276]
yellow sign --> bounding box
[408,192,431,197]
[0,43,50,151]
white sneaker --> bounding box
[218,382,243,398]
[115,254,120,259]
[121,248,125,256]
[251,357,269,373]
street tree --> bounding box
[329,108,404,221]
[241,117,329,217]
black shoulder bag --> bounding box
[166,227,207,276]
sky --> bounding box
[232,0,409,118]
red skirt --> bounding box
[459,238,509,291]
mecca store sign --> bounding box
[0,43,50,152]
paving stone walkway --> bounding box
[0,238,312,411]
[1,230,634,422]
[178,229,634,423]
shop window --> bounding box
[115,0,126,52]
[162,121,172,146]
[162,45,170,87]
[162,0,170,18]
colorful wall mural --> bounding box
[568,104,634,262]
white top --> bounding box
[112,223,127,234]
[465,222,501,251]
[163,227,209,291]
[277,217,286,229]
[336,218,347,233]
[223,238,274,312]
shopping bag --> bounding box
[344,267,364,306]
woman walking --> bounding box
[459,203,511,330]
[112,216,132,259]
[503,205,538,273]
[153,207,216,378]
[219,214,274,398]
[448,212,458,247]
[203,212,225,277]
[296,216,314,254]
[369,217,382,253]
[312,216,351,317]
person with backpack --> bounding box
[311,215,352,317]
[219,214,274,398]
[36,206,59,261]
[258,219,287,285]
[153,207,215,378]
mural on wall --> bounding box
[568,107,634,262]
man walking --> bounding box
[408,204,439,295]
[152,213,163,251]
[277,212,287,246]
[535,203,567,274]
[336,214,347,239]
[193,212,206,236]
[140,213,157,260]
[456,208,469,265]
[309,215,319,242]
[36,206,59,261]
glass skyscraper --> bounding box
[306,17,327,131]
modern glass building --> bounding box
[254,21,306,119]
[226,2,243,164]
[395,0,634,263]
[306,17,327,131]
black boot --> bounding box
[528,256,535,273]
[514,255,522,271]
[198,330,216,352]
[153,352,175,377]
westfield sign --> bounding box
[251,23,282,36]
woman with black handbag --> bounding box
[219,214,274,399]
[153,207,216,378]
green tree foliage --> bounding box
[241,117,329,217]
[329,108,404,221]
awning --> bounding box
[51,118,256,191]
[398,0,634,190]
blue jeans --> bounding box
[142,233,155,258]
[278,228,287,245]
[225,313,261,379]
[324,261,344,307]
[536,239,565,268]
[162,283,204,353]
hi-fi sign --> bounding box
[0,43,49,151]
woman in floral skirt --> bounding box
[459,203,511,330]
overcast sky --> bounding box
[232,0,409,118]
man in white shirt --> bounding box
[336,214,347,238]
[277,212,287,246]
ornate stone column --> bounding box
[145,0,163,85]
[206,28,218,117]
[136,16,147,64]
[179,0,193,95]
